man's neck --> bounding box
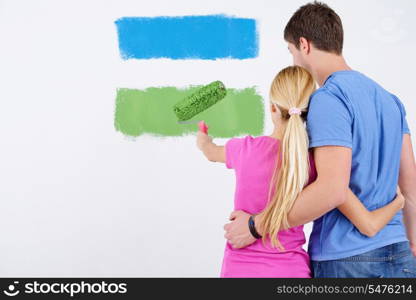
[310,52,352,87]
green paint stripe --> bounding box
[114,86,264,138]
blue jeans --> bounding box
[312,241,416,278]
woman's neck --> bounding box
[268,124,286,140]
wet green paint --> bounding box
[114,86,264,138]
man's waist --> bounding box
[309,221,407,261]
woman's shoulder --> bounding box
[228,135,279,147]
[225,135,280,155]
[250,135,281,143]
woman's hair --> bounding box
[257,65,316,250]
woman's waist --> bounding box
[225,231,307,254]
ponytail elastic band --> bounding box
[288,107,302,116]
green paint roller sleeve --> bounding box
[173,81,227,121]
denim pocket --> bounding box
[311,261,322,278]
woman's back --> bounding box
[221,135,316,277]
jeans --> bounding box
[312,241,416,278]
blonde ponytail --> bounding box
[257,66,316,250]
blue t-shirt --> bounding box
[307,70,410,261]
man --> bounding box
[224,1,416,277]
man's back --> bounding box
[307,70,410,260]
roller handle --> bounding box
[198,121,208,134]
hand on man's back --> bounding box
[411,242,416,257]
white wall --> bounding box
[0,0,414,276]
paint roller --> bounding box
[173,80,226,134]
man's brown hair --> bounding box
[284,1,343,55]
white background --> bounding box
[0,0,414,276]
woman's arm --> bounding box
[337,188,404,237]
[196,131,225,163]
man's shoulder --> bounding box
[310,86,331,99]
[310,70,380,105]
[327,70,385,94]
[309,87,342,106]
[307,86,354,121]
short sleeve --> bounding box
[225,137,244,169]
[400,100,410,135]
[403,109,410,135]
[391,93,410,135]
[307,90,353,149]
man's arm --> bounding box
[399,134,416,256]
[226,145,352,248]
[286,146,351,228]
[254,145,351,234]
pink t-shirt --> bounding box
[220,135,317,278]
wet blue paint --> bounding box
[114,15,258,60]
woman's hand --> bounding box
[411,242,416,257]
[395,186,405,210]
[196,131,213,151]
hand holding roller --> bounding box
[198,121,208,134]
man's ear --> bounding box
[299,37,311,55]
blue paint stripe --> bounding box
[114,15,258,60]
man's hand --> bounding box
[223,210,257,249]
